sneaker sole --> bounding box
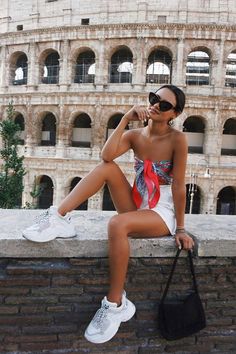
[22,233,77,243]
[84,302,136,344]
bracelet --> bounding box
[175,228,186,234]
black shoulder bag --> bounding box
[158,248,206,340]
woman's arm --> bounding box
[101,115,131,162]
[101,106,149,162]
[171,132,194,250]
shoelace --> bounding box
[93,304,109,329]
[35,209,71,225]
[35,209,50,225]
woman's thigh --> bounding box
[104,161,137,214]
[109,209,171,238]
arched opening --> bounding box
[70,177,88,210]
[15,113,25,145]
[41,113,57,146]
[106,113,128,140]
[12,53,28,85]
[221,118,236,156]
[38,175,54,209]
[146,49,172,84]
[102,184,115,211]
[72,113,92,147]
[110,47,133,83]
[186,50,210,86]
[185,184,201,214]
[74,50,95,83]
[183,116,205,154]
[217,186,236,215]
[225,51,236,88]
[42,51,60,84]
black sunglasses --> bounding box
[149,92,175,112]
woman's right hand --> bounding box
[123,105,150,123]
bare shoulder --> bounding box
[171,128,187,145]
[125,127,143,139]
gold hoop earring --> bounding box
[168,118,174,126]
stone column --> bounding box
[24,104,35,157]
[54,177,66,206]
[27,42,37,87]
[214,35,225,90]
[92,104,106,149]
[22,174,32,208]
[174,38,185,86]
[56,104,67,157]
[203,108,222,157]
[132,38,146,88]
[59,39,69,88]
[0,45,7,89]
[95,39,108,87]
[200,179,214,214]
[88,190,103,210]
[22,172,36,208]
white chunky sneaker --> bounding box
[22,206,77,242]
[84,291,136,344]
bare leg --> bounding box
[58,161,136,216]
[107,210,170,304]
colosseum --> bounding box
[0,0,235,215]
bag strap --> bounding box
[160,248,199,302]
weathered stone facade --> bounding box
[0,0,235,214]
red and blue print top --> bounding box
[132,157,173,209]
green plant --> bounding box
[0,101,26,208]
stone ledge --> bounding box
[0,209,235,258]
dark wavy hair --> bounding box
[155,85,186,113]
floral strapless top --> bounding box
[132,157,173,209]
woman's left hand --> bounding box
[175,232,194,250]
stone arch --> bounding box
[70,177,88,210]
[102,184,115,211]
[14,112,25,145]
[186,47,211,86]
[73,48,96,84]
[70,45,98,62]
[146,46,173,85]
[39,49,60,84]
[221,118,236,156]
[185,183,202,214]
[9,51,28,85]
[216,186,236,215]
[37,175,54,209]
[225,50,236,88]
[40,112,57,146]
[106,112,127,140]
[109,45,133,83]
[183,116,206,154]
[71,113,92,147]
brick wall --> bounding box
[0,256,235,353]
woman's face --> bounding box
[147,87,177,123]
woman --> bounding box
[23,84,194,344]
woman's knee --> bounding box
[96,161,119,176]
[108,215,128,237]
